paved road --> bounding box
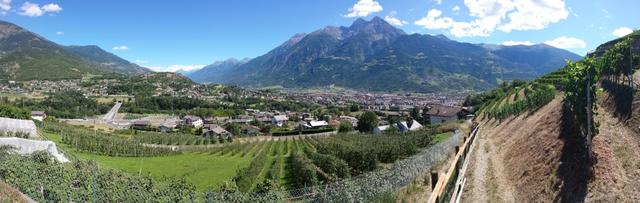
[102,102,122,121]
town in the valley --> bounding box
[0,73,474,140]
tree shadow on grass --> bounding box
[554,103,589,203]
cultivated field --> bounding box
[43,121,453,193]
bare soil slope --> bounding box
[0,181,30,203]
[463,85,640,202]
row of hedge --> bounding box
[271,127,335,136]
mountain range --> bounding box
[189,17,582,92]
[0,18,582,93]
[0,20,149,81]
[186,58,250,83]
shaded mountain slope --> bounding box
[0,20,149,81]
[63,45,150,75]
[196,17,582,92]
[187,58,249,83]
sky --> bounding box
[0,0,638,72]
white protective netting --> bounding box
[0,137,70,163]
[0,117,38,138]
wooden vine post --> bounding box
[585,71,594,165]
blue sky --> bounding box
[0,0,638,72]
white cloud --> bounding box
[18,2,62,17]
[42,3,61,13]
[0,0,10,15]
[414,9,455,30]
[544,36,586,49]
[452,6,460,12]
[449,16,501,37]
[434,0,443,4]
[55,31,64,35]
[465,0,514,19]
[415,0,513,37]
[384,11,407,26]
[19,2,43,17]
[451,0,514,37]
[112,45,129,51]
[415,0,569,37]
[345,0,383,18]
[502,40,534,46]
[147,64,205,72]
[612,27,633,37]
[498,0,568,32]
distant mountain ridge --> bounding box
[188,16,582,92]
[186,58,250,83]
[63,45,150,75]
[0,20,150,81]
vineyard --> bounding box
[195,128,445,193]
[132,130,231,145]
[40,122,179,157]
[563,37,636,162]
[475,76,559,121]
[0,130,30,139]
[475,35,638,164]
[18,119,462,202]
[0,128,463,202]
[0,150,202,202]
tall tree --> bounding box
[357,111,378,133]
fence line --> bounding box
[427,124,479,203]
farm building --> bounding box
[183,115,204,128]
[396,120,423,132]
[158,119,179,132]
[309,120,329,129]
[203,124,232,139]
[30,111,47,121]
[241,125,261,136]
[373,120,423,134]
[426,105,463,124]
[272,115,288,127]
[339,116,359,127]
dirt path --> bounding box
[460,128,489,203]
[462,96,568,202]
[460,125,515,203]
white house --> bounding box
[30,111,47,121]
[374,119,423,134]
[396,120,423,133]
[339,116,359,127]
[308,120,329,129]
[272,115,289,127]
[183,115,203,128]
[373,125,391,134]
